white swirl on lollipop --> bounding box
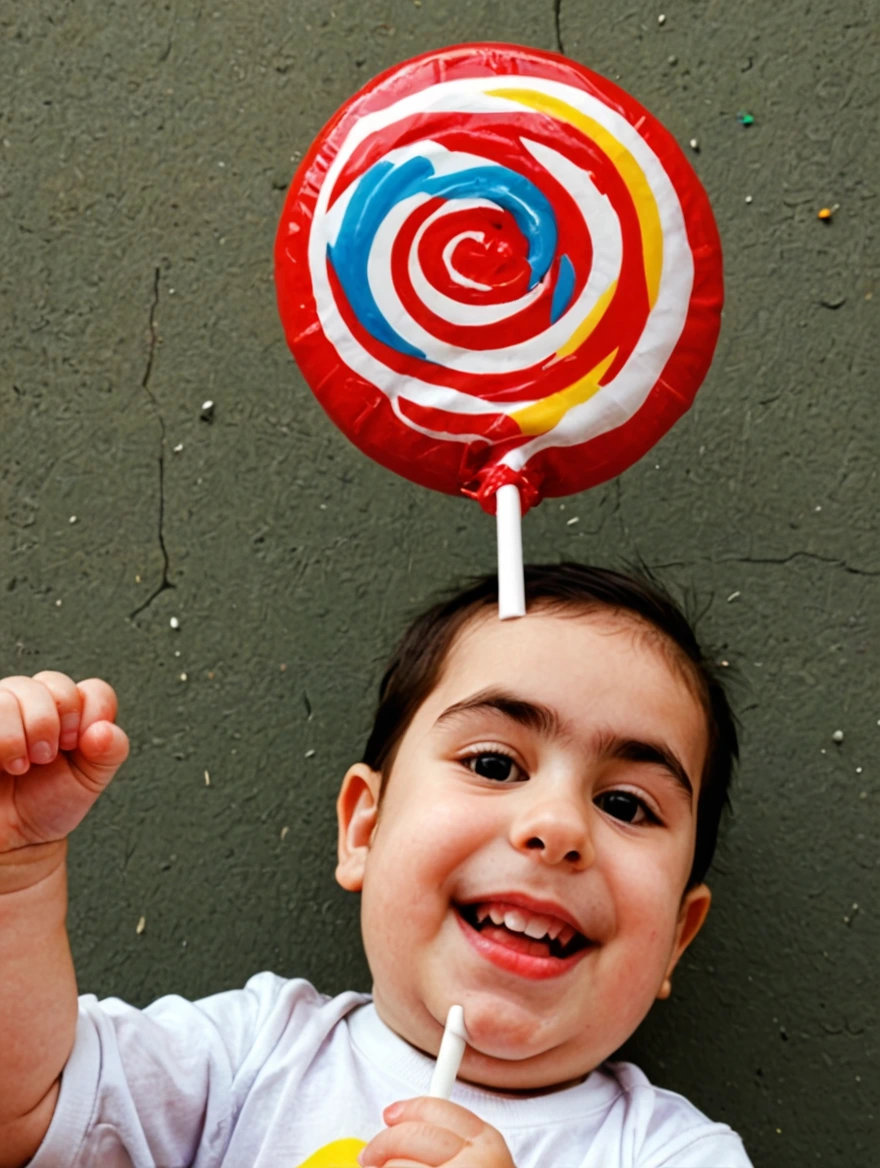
[307,76,694,461]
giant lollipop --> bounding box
[275,44,723,617]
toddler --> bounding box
[0,563,753,1167]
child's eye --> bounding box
[595,791,660,826]
[463,751,526,783]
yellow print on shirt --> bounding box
[296,1138,368,1167]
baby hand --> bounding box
[0,672,129,854]
[358,1098,517,1168]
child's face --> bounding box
[336,608,712,1092]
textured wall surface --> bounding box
[1,1,877,1164]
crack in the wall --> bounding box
[553,0,565,55]
[726,552,879,578]
[645,551,879,579]
[130,268,175,619]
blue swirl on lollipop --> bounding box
[550,254,576,325]
[328,156,572,361]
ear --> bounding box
[335,763,382,893]
[656,883,712,1000]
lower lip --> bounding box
[454,907,593,981]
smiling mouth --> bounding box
[455,902,592,961]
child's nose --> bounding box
[508,797,595,869]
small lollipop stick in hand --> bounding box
[496,484,525,621]
[429,1005,469,1099]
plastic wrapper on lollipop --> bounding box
[275,42,723,611]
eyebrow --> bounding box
[435,687,562,738]
[597,734,694,804]
[434,687,694,803]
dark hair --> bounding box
[363,563,739,892]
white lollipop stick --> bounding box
[428,1005,469,1099]
[496,484,525,620]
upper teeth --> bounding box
[475,903,575,946]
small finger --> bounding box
[32,671,83,752]
[75,679,119,736]
[0,676,61,767]
[369,1161,423,1168]
[363,1161,423,1168]
[65,721,130,804]
[383,1099,484,1140]
[0,688,29,773]
[359,1120,466,1168]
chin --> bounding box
[454,991,560,1059]
[457,1041,590,1095]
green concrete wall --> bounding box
[2,1,877,1163]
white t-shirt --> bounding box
[32,972,753,1168]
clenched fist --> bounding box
[0,672,129,854]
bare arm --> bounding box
[0,842,75,1168]
[0,674,128,1168]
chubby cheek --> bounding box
[601,852,683,1006]
[602,939,666,1024]
[362,795,479,943]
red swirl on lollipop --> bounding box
[275,43,723,616]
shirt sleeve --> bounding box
[28,972,325,1168]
